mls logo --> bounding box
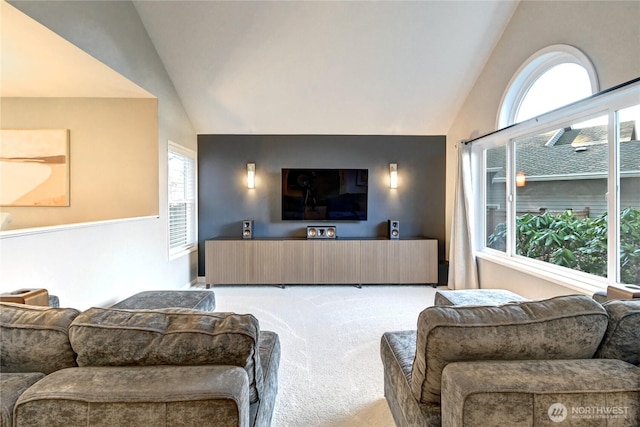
[548,403,568,423]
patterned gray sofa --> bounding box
[381,294,640,426]
[0,302,280,427]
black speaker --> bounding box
[438,260,449,286]
[388,220,400,239]
[306,226,337,239]
[242,220,253,239]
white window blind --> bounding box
[168,142,196,255]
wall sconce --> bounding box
[247,163,255,189]
[389,163,398,189]
[516,171,526,188]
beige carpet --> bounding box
[202,284,439,427]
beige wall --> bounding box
[1,1,196,308]
[446,1,640,295]
[1,97,158,230]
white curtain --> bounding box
[448,142,479,289]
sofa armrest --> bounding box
[15,365,251,427]
[0,373,45,427]
[441,359,640,427]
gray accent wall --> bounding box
[198,134,446,276]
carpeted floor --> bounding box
[198,284,440,427]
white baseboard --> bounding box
[181,277,201,289]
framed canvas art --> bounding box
[0,129,70,206]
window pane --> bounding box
[513,115,608,277]
[618,105,640,284]
[516,63,591,123]
[486,146,507,252]
[168,146,196,254]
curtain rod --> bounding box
[463,76,640,145]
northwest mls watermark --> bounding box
[548,403,631,423]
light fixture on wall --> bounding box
[516,171,526,187]
[389,163,398,189]
[247,163,256,189]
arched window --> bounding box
[497,45,599,128]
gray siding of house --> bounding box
[486,177,640,237]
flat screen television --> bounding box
[282,168,368,221]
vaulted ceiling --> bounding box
[3,0,519,135]
[0,1,152,99]
[133,1,518,135]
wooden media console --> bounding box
[205,237,438,287]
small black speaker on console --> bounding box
[388,220,400,239]
[242,220,253,239]
[306,226,337,239]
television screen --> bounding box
[282,168,368,221]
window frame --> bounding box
[473,79,640,293]
[167,141,197,259]
[497,44,599,129]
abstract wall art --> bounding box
[0,129,70,206]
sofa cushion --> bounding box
[410,295,609,404]
[69,307,263,403]
[14,366,249,427]
[0,302,80,374]
[595,299,640,365]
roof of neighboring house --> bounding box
[488,121,640,181]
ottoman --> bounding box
[435,289,526,306]
[110,290,216,311]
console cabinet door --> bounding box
[281,240,318,284]
[317,240,361,284]
[205,240,247,285]
[246,240,281,284]
[360,240,393,283]
[395,239,438,283]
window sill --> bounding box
[475,251,607,295]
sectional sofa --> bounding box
[0,302,280,427]
[381,293,640,426]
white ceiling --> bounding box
[133,1,518,135]
[2,1,519,136]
